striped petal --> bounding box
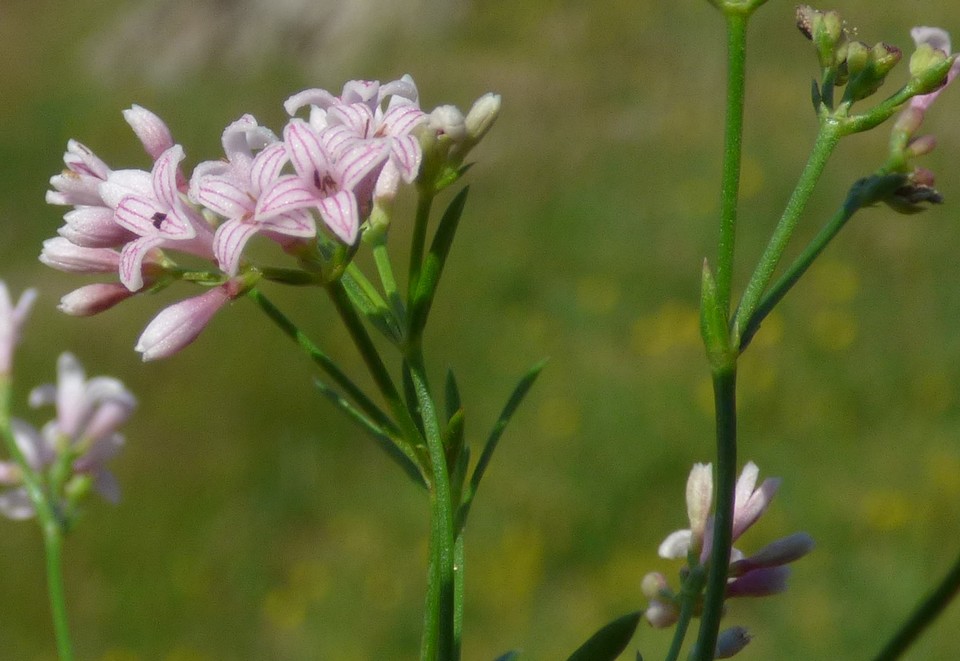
[317,190,359,244]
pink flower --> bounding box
[135,279,243,361]
[285,76,427,212]
[112,145,215,291]
[190,115,314,275]
[0,281,38,377]
[256,119,389,244]
[46,140,113,208]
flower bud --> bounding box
[59,283,137,317]
[464,93,501,143]
[123,105,175,161]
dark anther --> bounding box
[151,212,167,229]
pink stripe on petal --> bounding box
[317,190,358,244]
[382,103,427,135]
[320,125,360,158]
[115,195,164,234]
[256,175,317,220]
[119,236,165,291]
[261,209,316,237]
[251,143,289,195]
[339,141,390,189]
[196,176,253,217]
[152,145,185,207]
[284,120,329,182]
[214,219,260,275]
[391,135,422,182]
[329,104,374,135]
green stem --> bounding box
[325,281,425,453]
[409,353,457,661]
[664,566,706,661]
[732,122,842,347]
[43,521,74,661]
[714,12,749,313]
[872,550,960,661]
[691,367,738,661]
[738,201,854,350]
[372,236,407,329]
[0,382,74,661]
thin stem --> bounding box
[409,354,457,661]
[372,236,407,329]
[407,192,435,306]
[738,201,854,350]
[732,122,842,347]
[0,383,74,661]
[714,12,749,313]
[872,551,960,661]
[691,367,738,661]
[325,281,425,453]
[43,522,74,661]
[453,531,465,660]
[664,566,706,661]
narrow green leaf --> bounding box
[493,652,520,661]
[314,379,426,488]
[409,187,470,336]
[341,269,402,343]
[401,359,426,439]
[460,358,547,526]
[444,369,462,424]
[566,611,643,661]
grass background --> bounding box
[2,0,960,658]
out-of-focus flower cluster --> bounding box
[796,8,958,215]
[0,282,136,523]
[43,75,500,361]
[642,462,814,657]
[883,27,960,213]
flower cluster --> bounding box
[642,462,814,657]
[0,282,136,523]
[43,76,500,361]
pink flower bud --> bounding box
[40,238,121,273]
[59,283,137,316]
[123,105,175,160]
[135,283,238,361]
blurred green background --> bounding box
[3,0,960,658]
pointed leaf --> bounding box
[460,359,546,524]
[494,653,521,661]
[445,369,462,424]
[314,378,425,488]
[402,359,426,439]
[565,611,643,661]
